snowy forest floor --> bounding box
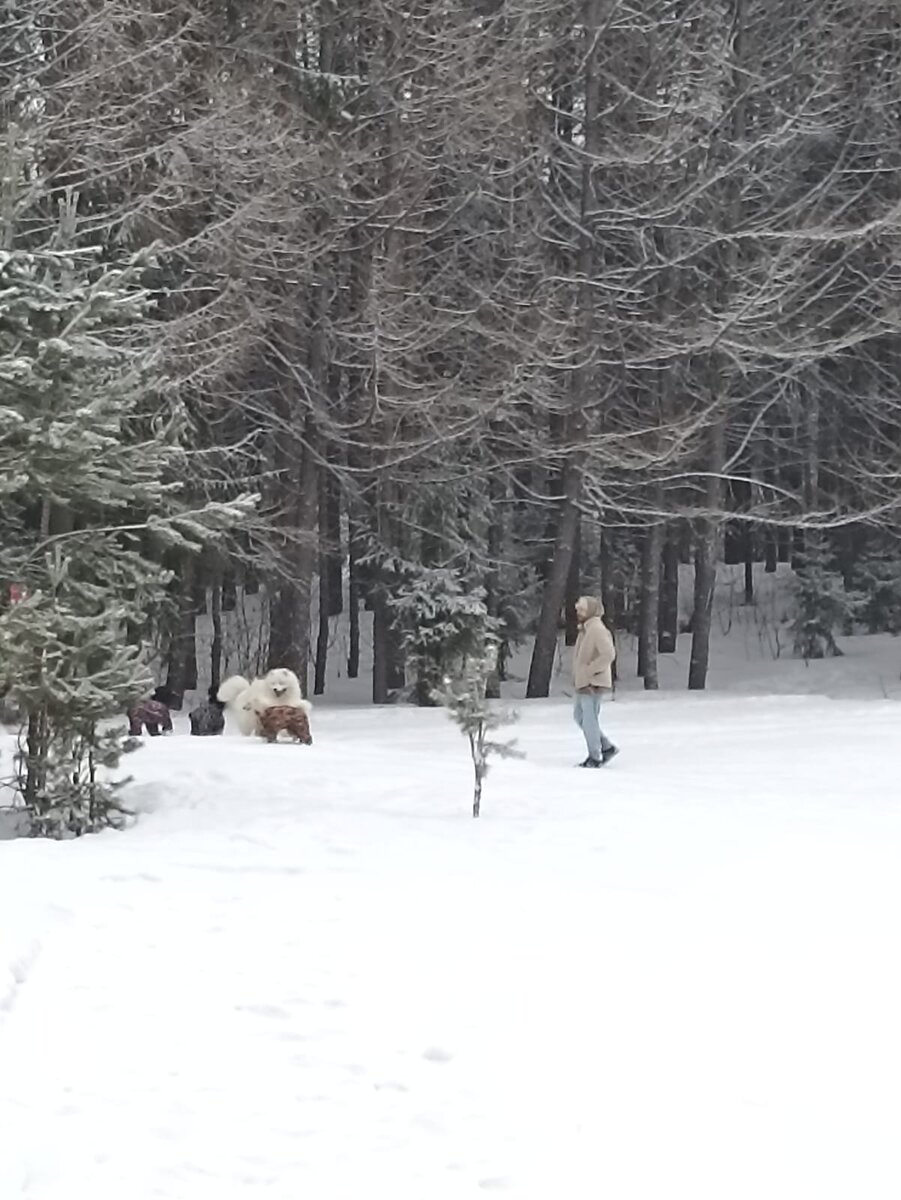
[2,683,901,1199]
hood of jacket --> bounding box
[577,595,604,621]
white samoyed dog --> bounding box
[217,668,311,737]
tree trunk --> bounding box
[688,0,746,689]
[165,552,198,707]
[688,418,726,690]
[347,518,362,680]
[372,587,404,704]
[471,734,483,818]
[638,524,663,688]
[599,528,618,685]
[267,427,318,694]
[24,706,49,811]
[764,532,778,573]
[526,462,580,698]
[313,467,336,697]
[322,470,343,617]
[268,583,302,677]
[658,523,680,653]
[370,473,405,704]
[313,553,330,699]
[485,474,503,700]
[210,575,223,691]
[688,524,717,690]
[564,519,581,647]
[526,0,601,698]
[313,586,329,695]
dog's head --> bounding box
[265,668,299,700]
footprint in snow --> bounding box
[422,1046,454,1064]
[235,1003,290,1020]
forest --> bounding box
[3,1,901,827]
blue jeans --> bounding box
[573,691,613,762]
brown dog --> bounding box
[127,687,175,737]
[257,704,313,745]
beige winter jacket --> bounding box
[573,596,616,692]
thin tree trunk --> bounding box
[485,474,503,700]
[564,520,581,647]
[313,465,335,697]
[313,532,330,698]
[599,528,618,686]
[314,584,329,695]
[638,524,663,687]
[24,500,53,809]
[323,470,343,617]
[471,734,483,818]
[165,552,198,707]
[740,465,756,603]
[600,529,616,626]
[764,532,778,573]
[372,591,390,703]
[743,554,754,605]
[24,706,48,811]
[210,575,223,691]
[658,523,680,653]
[527,462,580,698]
[688,420,726,690]
[688,522,718,690]
[371,483,404,705]
[347,518,362,679]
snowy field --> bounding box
[3,683,901,1199]
[3,564,901,1199]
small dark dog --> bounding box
[189,686,225,737]
[127,686,175,737]
[257,703,313,745]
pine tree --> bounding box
[790,545,861,662]
[0,240,253,835]
[851,544,901,636]
[391,567,503,707]
[435,641,521,819]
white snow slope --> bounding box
[2,688,901,1200]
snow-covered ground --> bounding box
[2,686,901,1199]
[3,564,901,1198]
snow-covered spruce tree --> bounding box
[391,567,503,707]
[435,641,521,819]
[790,547,861,662]
[851,547,901,635]
[0,241,253,836]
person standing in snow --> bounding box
[572,595,618,768]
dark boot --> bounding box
[601,745,619,765]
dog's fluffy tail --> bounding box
[217,675,250,706]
